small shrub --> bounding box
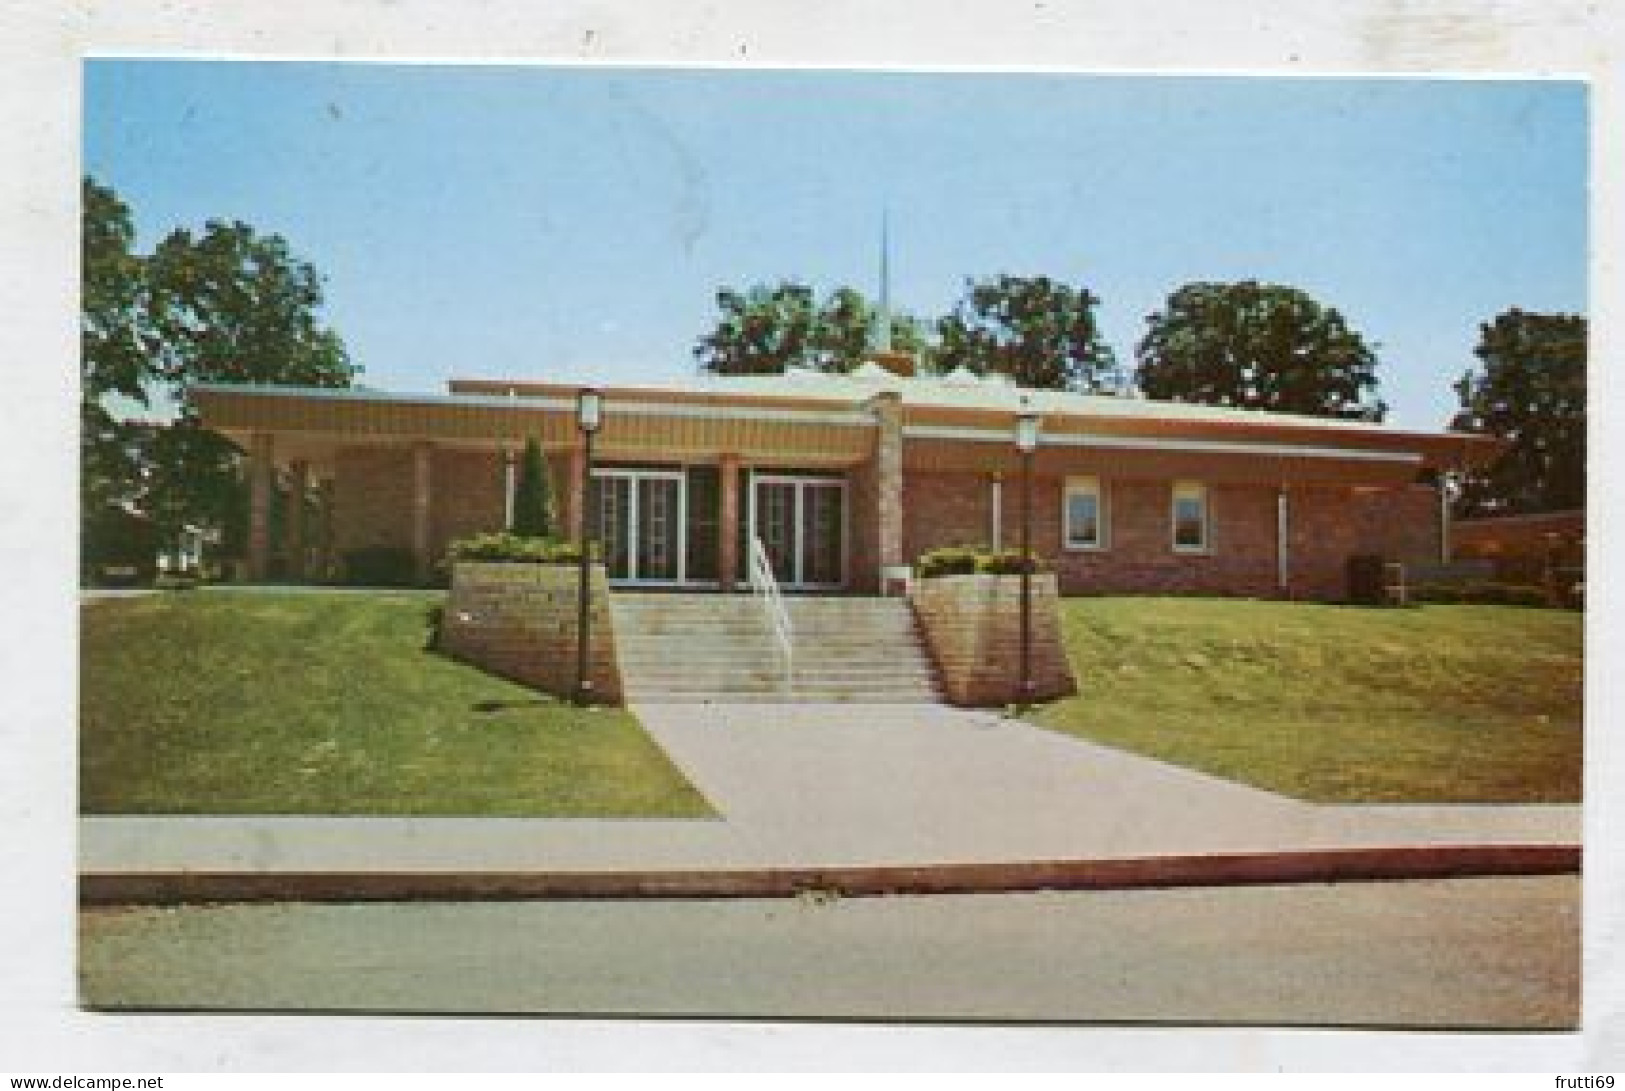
[445,531,586,565]
[1411,581,1551,608]
[916,546,980,578]
[342,546,418,587]
[977,547,1044,576]
[916,545,1048,578]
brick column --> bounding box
[247,432,273,582]
[718,453,741,590]
[285,459,309,581]
[872,391,905,574]
[411,441,433,584]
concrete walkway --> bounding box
[80,703,1580,881]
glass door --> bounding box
[591,469,687,584]
[750,474,847,589]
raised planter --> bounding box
[908,572,1077,707]
[439,561,623,705]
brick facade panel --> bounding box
[905,469,1443,602]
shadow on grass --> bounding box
[471,697,563,714]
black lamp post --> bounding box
[574,388,603,706]
[1015,405,1041,709]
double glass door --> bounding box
[751,475,845,589]
[592,469,685,584]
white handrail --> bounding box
[747,534,794,694]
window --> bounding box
[1171,481,1210,553]
[1063,477,1107,550]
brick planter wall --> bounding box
[909,573,1077,707]
[439,561,623,705]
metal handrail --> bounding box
[747,534,794,694]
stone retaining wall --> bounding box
[909,573,1077,707]
[439,561,623,704]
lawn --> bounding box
[1029,597,1583,803]
[80,591,713,817]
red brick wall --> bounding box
[334,444,577,569]
[333,446,416,555]
[904,469,1443,602]
[430,449,506,561]
[440,562,623,704]
[910,573,1076,706]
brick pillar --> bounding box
[411,441,433,584]
[872,391,905,575]
[718,453,741,590]
[285,459,309,581]
[247,432,273,582]
[566,442,587,540]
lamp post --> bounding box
[574,388,603,706]
[1015,405,1041,709]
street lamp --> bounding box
[1015,404,1041,709]
[574,388,603,706]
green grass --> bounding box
[80,591,714,817]
[1029,597,1583,803]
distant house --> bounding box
[192,351,1501,601]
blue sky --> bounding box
[84,61,1587,428]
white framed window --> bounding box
[1063,476,1108,550]
[1171,481,1211,553]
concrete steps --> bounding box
[609,593,941,704]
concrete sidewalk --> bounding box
[79,702,1580,896]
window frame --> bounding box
[1062,476,1109,552]
[1170,480,1212,555]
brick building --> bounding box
[193,352,1501,601]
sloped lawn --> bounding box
[1030,597,1582,803]
[81,591,713,817]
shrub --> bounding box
[976,547,1044,576]
[342,546,418,587]
[445,531,586,565]
[916,546,980,578]
[1411,581,1551,608]
[915,545,1048,578]
[511,436,553,538]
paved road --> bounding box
[79,875,1579,1028]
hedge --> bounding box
[916,545,1046,579]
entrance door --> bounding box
[592,469,686,584]
[750,474,846,589]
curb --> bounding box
[80,843,1579,906]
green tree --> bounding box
[511,436,553,537]
[80,179,357,570]
[695,282,926,375]
[1134,281,1385,420]
[934,275,1118,391]
[81,178,157,529]
[142,218,356,556]
[1451,309,1586,516]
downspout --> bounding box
[1276,486,1290,596]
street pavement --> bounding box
[80,702,1581,875]
[78,874,1581,1027]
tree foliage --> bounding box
[933,275,1118,392]
[1450,309,1586,516]
[694,282,925,375]
[82,179,156,523]
[511,436,553,537]
[1134,281,1385,421]
[80,177,355,567]
[148,220,355,392]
